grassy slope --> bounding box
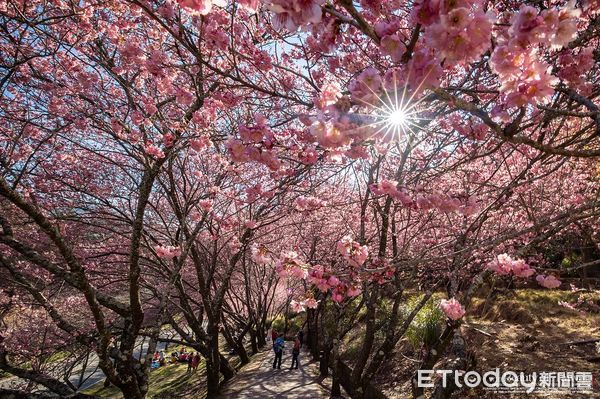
[84,362,207,399]
[84,340,244,398]
[374,289,600,398]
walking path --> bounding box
[218,349,330,398]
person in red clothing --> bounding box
[290,337,301,370]
[191,353,201,371]
[271,329,278,343]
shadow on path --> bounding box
[218,350,329,399]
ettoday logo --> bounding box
[416,369,594,394]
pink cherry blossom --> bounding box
[370,179,398,196]
[295,196,325,211]
[440,298,466,321]
[176,0,226,15]
[380,35,406,63]
[411,0,442,26]
[238,0,260,11]
[552,4,581,48]
[244,220,257,229]
[536,274,562,289]
[315,279,330,292]
[511,259,535,278]
[251,245,271,265]
[327,275,340,287]
[331,291,344,303]
[226,138,249,162]
[228,238,242,251]
[346,285,362,298]
[176,88,194,106]
[155,245,182,259]
[315,82,341,110]
[406,48,442,93]
[290,299,305,313]
[265,0,325,31]
[374,20,400,37]
[190,137,210,152]
[425,7,494,65]
[311,121,350,149]
[290,266,308,279]
[239,118,269,143]
[349,67,382,105]
[198,199,213,211]
[276,251,308,278]
[336,236,369,267]
[144,143,165,159]
[487,254,535,278]
[304,297,319,309]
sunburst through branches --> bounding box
[351,68,434,142]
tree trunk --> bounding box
[362,291,430,387]
[330,339,341,398]
[411,325,457,399]
[219,354,235,381]
[0,390,99,399]
[350,287,378,386]
[120,387,145,399]
[319,341,331,377]
[249,330,259,354]
[257,327,267,348]
[307,308,320,360]
[205,324,221,398]
[206,360,220,399]
[430,333,474,399]
[283,298,290,336]
[236,341,250,365]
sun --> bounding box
[344,68,434,142]
[387,109,408,127]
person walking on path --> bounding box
[272,333,284,369]
[290,336,301,370]
[271,329,278,343]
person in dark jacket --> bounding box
[186,353,193,373]
[272,334,284,369]
[290,337,301,370]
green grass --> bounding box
[45,350,70,363]
[84,362,207,399]
[83,337,247,399]
[403,294,445,349]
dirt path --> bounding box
[218,349,330,399]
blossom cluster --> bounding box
[369,180,479,216]
[176,0,225,15]
[251,244,271,265]
[265,0,325,31]
[308,265,362,303]
[336,236,369,267]
[440,298,466,321]
[487,253,562,289]
[490,3,581,107]
[414,0,494,66]
[536,274,562,289]
[294,196,326,211]
[275,251,308,279]
[487,253,535,278]
[226,138,281,171]
[290,298,320,313]
[245,183,275,203]
[155,245,182,259]
[224,114,282,171]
